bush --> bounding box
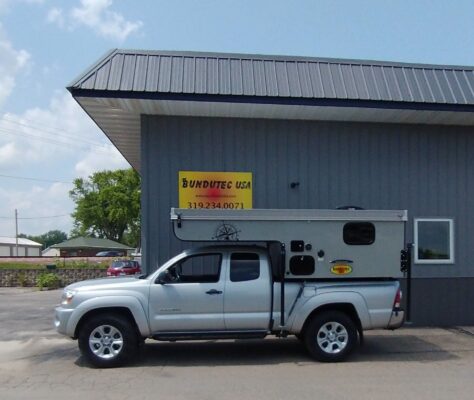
[37,273,61,290]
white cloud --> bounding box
[46,7,65,28]
[0,92,111,168]
[0,93,130,236]
[0,142,19,166]
[0,182,73,236]
[0,24,30,108]
[47,0,143,41]
[75,144,130,178]
[0,91,130,235]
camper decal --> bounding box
[213,223,240,241]
[330,264,353,275]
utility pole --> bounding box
[15,209,18,257]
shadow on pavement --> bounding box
[74,334,459,368]
[354,334,459,362]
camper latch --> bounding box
[177,214,182,228]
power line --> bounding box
[0,173,73,184]
[19,214,71,220]
[0,127,113,155]
[0,214,70,220]
[0,116,110,148]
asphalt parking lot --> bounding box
[1,287,474,400]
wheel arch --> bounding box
[67,295,150,338]
[73,307,143,339]
[299,303,363,342]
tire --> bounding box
[304,311,358,362]
[78,314,139,368]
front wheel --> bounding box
[78,314,139,368]
[304,311,358,362]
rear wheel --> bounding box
[304,311,357,362]
[78,314,138,368]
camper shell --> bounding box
[171,208,407,280]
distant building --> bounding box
[0,237,42,257]
[51,237,133,257]
[41,247,60,257]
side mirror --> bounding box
[157,271,169,284]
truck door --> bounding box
[224,251,272,330]
[148,253,225,332]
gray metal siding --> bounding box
[400,278,474,326]
[70,50,474,106]
[141,115,474,282]
[141,115,474,325]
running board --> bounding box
[152,330,268,341]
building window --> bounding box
[343,222,375,245]
[414,218,454,264]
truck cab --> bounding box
[149,246,272,336]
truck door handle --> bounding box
[206,289,223,295]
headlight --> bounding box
[61,289,76,305]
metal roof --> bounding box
[68,49,474,171]
[51,237,133,250]
[0,237,42,247]
[69,49,474,105]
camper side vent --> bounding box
[289,256,315,275]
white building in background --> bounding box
[41,247,60,257]
[0,237,42,257]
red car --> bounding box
[107,260,141,276]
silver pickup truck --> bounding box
[55,244,404,367]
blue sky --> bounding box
[1,0,474,237]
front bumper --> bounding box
[387,309,405,330]
[54,306,75,337]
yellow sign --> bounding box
[330,264,353,275]
[179,171,253,209]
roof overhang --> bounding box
[71,91,474,171]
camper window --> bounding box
[343,222,375,245]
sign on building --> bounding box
[179,171,252,209]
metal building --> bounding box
[0,237,42,256]
[68,49,474,326]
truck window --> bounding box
[170,254,222,283]
[343,222,375,245]
[230,253,260,282]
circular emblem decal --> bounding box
[213,223,240,241]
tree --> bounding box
[69,169,141,246]
[19,230,67,249]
